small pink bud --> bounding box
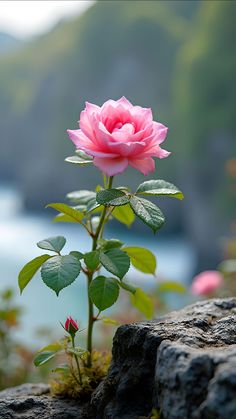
[191,270,223,296]
[65,316,79,335]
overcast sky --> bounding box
[0,1,94,39]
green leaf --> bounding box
[53,214,79,223]
[99,239,124,251]
[37,236,66,253]
[96,189,130,206]
[95,185,103,192]
[136,179,184,200]
[46,203,84,223]
[1,289,14,301]
[34,351,57,367]
[74,204,87,212]
[131,288,154,319]
[38,341,63,352]
[67,346,88,357]
[66,190,96,205]
[18,254,51,293]
[65,156,93,165]
[100,248,130,279]
[157,281,186,294]
[89,276,120,310]
[70,251,84,260]
[116,186,131,193]
[86,197,101,213]
[75,150,93,160]
[112,204,135,226]
[123,247,156,274]
[218,259,236,274]
[52,364,70,374]
[130,196,165,233]
[119,281,136,294]
[84,250,100,270]
[41,255,81,296]
[101,317,119,326]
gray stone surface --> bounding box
[156,342,236,419]
[1,298,236,419]
[91,298,236,418]
[154,299,236,419]
[0,383,89,419]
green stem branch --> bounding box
[86,271,94,367]
[86,176,113,367]
[71,334,82,385]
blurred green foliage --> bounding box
[174,1,236,218]
[0,288,51,389]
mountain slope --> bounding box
[0,32,22,54]
[173,0,236,268]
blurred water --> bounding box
[0,183,196,346]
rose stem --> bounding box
[86,176,113,367]
[71,334,82,385]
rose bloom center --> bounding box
[106,118,136,135]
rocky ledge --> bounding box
[1,298,236,419]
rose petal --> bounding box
[85,101,100,116]
[141,143,171,158]
[129,157,155,175]
[152,122,168,144]
[111,123,135,142]
[79,110,94,139]
[67,129,118,157]
[108,141,145,157]
[67,129,95,150]
[93,156,129,176]
[116,96,133,108]
[131,106,153,130]
[155,147,171,159]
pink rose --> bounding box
[65,316,79,335]
[67,97,170,176]
[191,270,223,296]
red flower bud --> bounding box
[64,316,79,335]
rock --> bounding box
[91,297,236,419]
[1,298,236,419]
[156,342,236,419]
[0,383,89,419]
